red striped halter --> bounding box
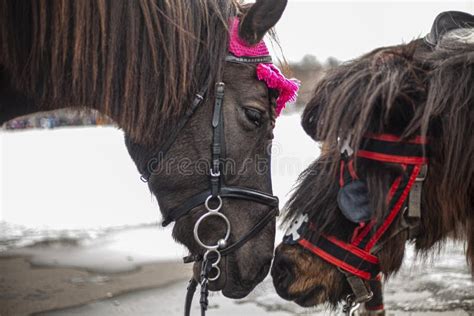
[284,133,429,306]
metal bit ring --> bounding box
[208,266,221,282]
[193,211,231,250]
[203,249,222,267]
[205,195,222,212]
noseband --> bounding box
[284,133,429,313]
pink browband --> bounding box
[228,18,299,116]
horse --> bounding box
[0,0,296,302]
[271,10,474,312]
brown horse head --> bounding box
[124,1,290,299]
[272,11,474,307]
[0,0,290,299]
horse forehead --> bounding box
[224,62,256,79]
[224,64,267,93]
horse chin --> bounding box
[220,272,263,299]
[193,257,269,299]
[292,285,327,307]
[272,244,348,307]
[221,285,253,299]
[222,257,271,299]
[289,275,347,308]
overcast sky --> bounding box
[270,1,474,62]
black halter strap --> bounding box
[210,82,225,198]
[181,79,279,258]
[181,76,279,316]
[138,54,278,316]
[157,79,279,227]
[140,55,278,215]
[163,186,279,226]
[139,90,206,182]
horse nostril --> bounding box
[271,255,294,295]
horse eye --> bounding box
[244,108,263,126]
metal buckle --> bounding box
[195,93,204,101]
[210,168,221,177]
[339,268,374,304]
[339,135,354,157]
[417,164,428,181]
[343,294,361,316]
[407,164,428,220]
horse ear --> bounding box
[239,0,287,45]
[424,11,474,46]
[301,71,337,141]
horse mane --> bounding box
[420,33,474,268]
[286,40,431,225]
[287,31,474,272]
[0,0,239,145]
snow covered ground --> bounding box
[1,114,473,315]
[37,238,473,315]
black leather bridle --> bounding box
[140,53,279,245]
[139,54,280,316]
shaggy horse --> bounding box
[0,0,293,299]
[271,10,474,312]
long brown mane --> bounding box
[286,32,474,273]
[0,0,239,145]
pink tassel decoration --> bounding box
[228,18,300,116]
[256,64,300,116]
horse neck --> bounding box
[0,76,105,126]
[0,0,234,144]
[0,75,40,125]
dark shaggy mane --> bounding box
[302,40,431,152]
[287,32,474,273]
[0,0,240,145]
